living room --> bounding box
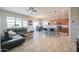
[0,7,78,52]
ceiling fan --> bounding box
[26,7,37,13]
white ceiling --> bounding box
[0,7,69,19]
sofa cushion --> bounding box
[1,35,25,51]
[7,28,27,34]
[8,30,16,37]
[1,31,12,42]
[12,35,23,39]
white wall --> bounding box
[0,15,1,51]
[0,18,1,39]
[0,9,27,35]
[0,11,2,39]
[70,7,79,40]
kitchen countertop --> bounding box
[43,25,68,28]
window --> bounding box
[7,17,15,28]
[16,18,22,27]
[23,20,27,27]
[7,17,23,28]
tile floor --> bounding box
[9,31,77,52]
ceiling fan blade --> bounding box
[30,7,34,10]
[26,7,33,12]
[26,7,37,13]
[33,10,37,12]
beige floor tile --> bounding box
[9,31,77,52]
